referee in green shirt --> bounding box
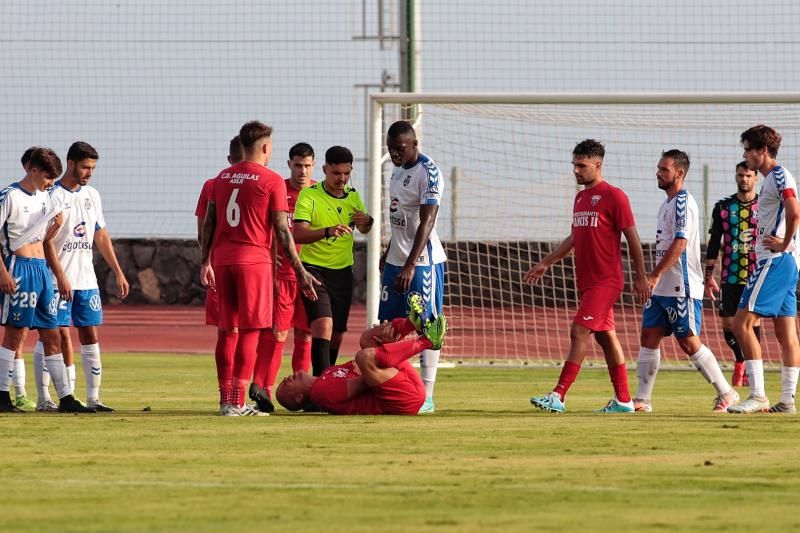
[293,146,373,379]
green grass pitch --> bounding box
[2,354,799,532]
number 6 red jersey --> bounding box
[211,161,288,266]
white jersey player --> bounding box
[729,125,800,414]
[634,149,737,413]
[378,121,447,414]
[0,147,94,413]
[33,141,129,413]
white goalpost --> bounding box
[368,92,800,366]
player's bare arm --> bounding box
[703,259,720,302]
[43,231,72,302]
[0,262,16,294]
[94,228,130,299]
[395,204,439,293]
[200,201,217,289]
[648,237,687,289]
[292,221,352,244]
[764,196,800,252]
[524,233,574,285]
[271,211,320,301]
[622,225,650,303]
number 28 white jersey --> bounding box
[653,189,704,298]
[0,183,54,258]
[49,181,106,290]
[386,154,447,267]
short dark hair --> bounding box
[387,120,416,139]
[289,142,315,160]
[736,160,750,172]
[325,145,353,165]
[741,124,782,158]
[239,121,273,150]
[21,146,39,168]
[573,139,605,160]
[67,141,99,162]
[28,148,63,177]
[229,135,244,163]
[662,149,691,173]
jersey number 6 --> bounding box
[226,188,241,227]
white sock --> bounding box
[745,359,766,398]
[419,349,440,400]
[34,341,52,402]
[635,347,661,401]
[66,364,76,394]
[81,343,102,402]
[780,366,799,405]
[690,345,731,396]
[12,358,26,397]
[45,354,71,400]
[0,346,14,392]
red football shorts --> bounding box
[573,286,622,332]
[204,287,219,326]
[215,263,272,330]
[273,278,310,332]
[374,361,427,415]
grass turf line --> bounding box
[1,353,799,532]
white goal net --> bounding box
[368,93,800,366]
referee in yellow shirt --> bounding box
[293,146,373,380]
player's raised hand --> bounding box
[351,210,371,226]
[200,263,216,291]
[704,276,719,302]
[328,224,353,238]
[298,268,321,301]
[523,263,548,285]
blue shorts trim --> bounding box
[641,295,702,338]
[378,262,445,322]
[1,256,58,330]
[738,254,798,317]
[57,288,103,327]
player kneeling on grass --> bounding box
[276,296,445,415]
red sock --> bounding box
[253,330,284,391]
[215,330,238,403]
[232,378,248,407]
[608,363,631,403]
[232,329,260,396]
[292,335,311,372]
[390,317,417,336]
[553,361,581,401]
[375,337,432,368]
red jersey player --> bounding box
[249,142,317,412]
[276,296,446,415]
[525,139,649,413]
[200,121,318,416]
[195,135,244,327]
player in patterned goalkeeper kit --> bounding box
[527,139,649,413]
[200,121,319,416]
[633,149,739,413]
[0,148,93,413]
[379,120,447,414]
[276,296,446,415]
[729,125,800,414]
[40,141,129,412]
[704,161,760,387]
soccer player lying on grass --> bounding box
[276,297,446,415]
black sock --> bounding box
[311,338,331,376]
[723,329,744,362]
[329,347,340,367]
[753,325,762,343]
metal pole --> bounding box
[366,97,384,327]
[703,164,710,238]
[450,166,459,240]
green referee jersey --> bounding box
[294,182,367,269]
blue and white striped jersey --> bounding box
[0,183,55,260]
[755,165,798,261]
[653,189,704,298]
